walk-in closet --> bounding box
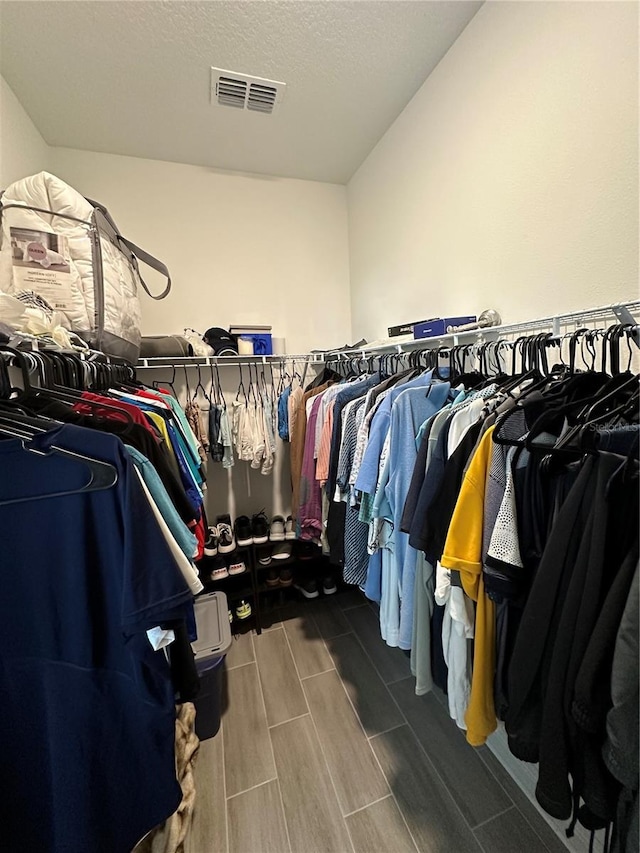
[0,2,638,852]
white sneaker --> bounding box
[284,516,296,540]
[269,515,286,541]
[217,522,236,554]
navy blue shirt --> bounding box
[0,424,192,853]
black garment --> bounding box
[22,394,198,525]
[407,415,453,554]
[305,367,341,392]
[327,500,346,567]
[167,620,200,702]
[430,602,448,693]
[410,419,483,562]
[603,565,639,853]
[505,455,598,764]
[208,406,223,462]
[400,415,435,534]
[535,453,625,820]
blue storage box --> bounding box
[413,315,477,339]
[245,333,272,355]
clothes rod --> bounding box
[327,300,640,359]
[136,353,326,369]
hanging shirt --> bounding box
[277,385,292,440]
[383,381,451,649]
[0,424,193,853]
[441,426,497,747]
[126,444,198,562]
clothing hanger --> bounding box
[0,423,118,507]
[236,364,248,406]
[191,362,209,406]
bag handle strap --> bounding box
[118,236,171,300]
[86,197,171,300]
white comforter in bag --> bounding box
[0,171,141,350]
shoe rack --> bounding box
[197,540,331,634]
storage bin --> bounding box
[245,332,272,355]
[192,591,232,740]
[413,315,477,339]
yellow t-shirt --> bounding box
[146,412,177,463]
[441,425,496,747]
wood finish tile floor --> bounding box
[188,591,570,853]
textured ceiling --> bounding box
[0,1,481,183]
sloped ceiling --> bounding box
[0,1,482,183]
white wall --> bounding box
[0,74,49,187]
[47,147,350,519]
[50,147,352,354]
[347,1,639,342]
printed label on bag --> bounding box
[10,227,74,313]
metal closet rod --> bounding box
[134,300,639,369]
[136,353,326,369]
[327,299,640,360]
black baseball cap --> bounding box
[203,327,238,356]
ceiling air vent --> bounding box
[211,68,286,115]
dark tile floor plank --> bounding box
[227,780,290,853]
[475,806,552,853]
[371,725,481,853]
[254,629,308,726]
[336,588,368,610]
[308,597,352,639]
[225,630,255,669]
[270,715,353,853]
[326,633,404,737]
[390,678,512,828]
[346,796,417,853]
[283,614,334,679]
[345,605,412,683]
[303,670,389,814]
[477,747,570,853]
[223,663,276,797]
[186,733,227,853]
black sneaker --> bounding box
[217,521,236,554]
[209,556,229,582]
[257,546,273,566]
[322,576,337,595]
[265,568,280,588]
[295,579,319,599]
[251,511,270,544]
[298,541,319,561]
[234,515,253,547]
[279,568,293,587]
[203,526,218,557]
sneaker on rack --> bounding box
[295,578,319,599]
[284,516,297,540]
[257,546,273,566]
[279,568,293,588]
[322,576,337,595]
[210,556,229,582]
[265,568,280,588]
[269,515,286,541]
[234,515,253,547]
[297,540,318,561]
[251,511,270,544]
[217,522,236,554]
[272,542,292,561]
[235,600,252,620]
[229,554,247,576]
[204,526,219,557]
